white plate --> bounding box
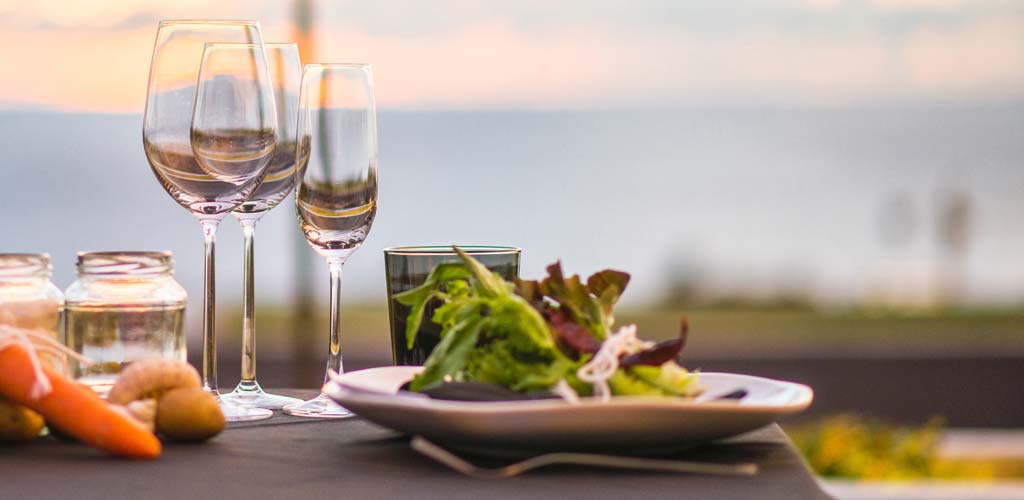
[324,366,813,454]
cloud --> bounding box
[0,1,1021,111]
[868,0,971,12]
[304,12,1024,109]
[0,0,270,30]
[901,18,1024,94]
[28,0,150,29]
[0,26,154,111]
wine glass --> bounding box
[284,64,378,418]
[143,21,273,421]
[220,43,304,410]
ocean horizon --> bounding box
[3,105,1023,322]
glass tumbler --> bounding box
[64,251,187,397]
[384,246,520,365]
[0,253,63,369]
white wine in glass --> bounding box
[284,63,378,418]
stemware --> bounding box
[220,43,304,410]
[284,64,378,418]
[142,21,274,421]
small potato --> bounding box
[156,388,225,443]
[0,397,44,444]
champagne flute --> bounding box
[220,43,304,410]
[143,21,274,421]
[284,64,378,418]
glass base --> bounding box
[221,383,303,410]
[212,392,274,422]
[282,393,353,419]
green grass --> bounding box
[217,303,1024,359]
[616,308,1024,355]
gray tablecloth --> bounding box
[0,390,830,500]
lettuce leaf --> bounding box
[412,306,485,391]
[397,246,569,392]
[393,262,471,350]
[628,363,701,396]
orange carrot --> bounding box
[0,344,161,459]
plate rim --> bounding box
[325,366,814,414]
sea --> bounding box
[2,105,1023,323]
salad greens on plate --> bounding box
[393,246,701,401]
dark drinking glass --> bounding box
[384,246,520,365]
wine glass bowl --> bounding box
[295,65,378,258]
[191,43,278,187]
[143,21,268,218]
[234,43,304,217]
[285,63,378,418]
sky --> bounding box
[0,0,1021,112]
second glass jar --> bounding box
[64,251,187,396]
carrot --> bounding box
[0,344,161,459]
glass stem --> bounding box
[239,219,258,391]
[323,258,345,385]
[200,219,220,394]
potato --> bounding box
[156,388,225,442]
[0,397,44,444]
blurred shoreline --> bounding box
[209,303,1024,360]
[3,105,1024,312]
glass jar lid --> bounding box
[76,251,173,277]
[0,253,52,278]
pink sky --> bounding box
[0,0,1021,112]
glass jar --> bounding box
[64,251,187,396]
[0,254,64,368]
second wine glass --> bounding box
[190,42,279,420]
[220,43,304,410]
[284,64,379,418]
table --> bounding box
[0,390,831,500]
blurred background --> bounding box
[1,0,1023,485]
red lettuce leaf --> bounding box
[586,269,630,299]
[515,278,543,304]
[547,307,602,355]
[620,317,690,367]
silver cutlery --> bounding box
[410,436,759,479]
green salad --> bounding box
[394,246,700,400]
